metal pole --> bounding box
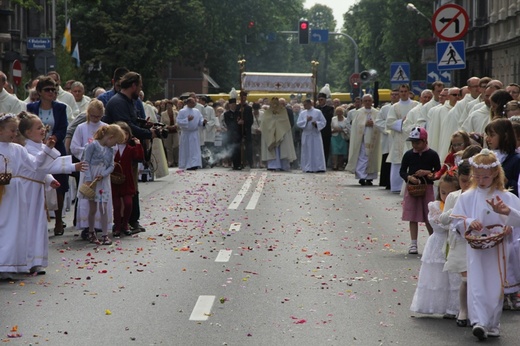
[328,33,359,74]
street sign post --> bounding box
[432,4,469,41]
[436,40,466,70]
[310,29,329,43]
[11,60,22,86]
[426,62,451,85]
[27,37,51,50]
[411,80,427,96]
[390,62,410,84]
[349,73,360,86]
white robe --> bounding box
[0,89,26,114]
[346,108,380,179]
[461,104,490,135]
[375,104,391,155]
[143,104,169,178]
[177,106,204,169]
[70,121,113,230]
[428,102,454,161]
[451,93,476,128]
[57,87,79,121]
[0,142,58,273]
[402,104,423,152]
[203,106,219,144]
[451,187,520,330]
[417,98,440,130]
[76,95,91,114]
[297,107,326,172]
[386,99,419,164]
[24,140,76,270]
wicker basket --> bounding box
[406,176,427,197]
[110,162,125,185]
[465,224,506,249]
[79,179,98,199]
[0,154,12,185]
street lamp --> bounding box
[406,3,432,25]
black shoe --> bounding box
[359,179,366,186]
[366,180,373,186]
[124,228,140,236]
[186,166,198,171]
[456,319,469,327]
[129,222,146,232]
[81,229,89,240]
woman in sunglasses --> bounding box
[27,76,69,236]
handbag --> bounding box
[406,176,427,197]
[110,162,126,185]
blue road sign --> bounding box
[390,62,410,84]
[310,29,329,43]
[266,32,277,42]
[426,62,452,85]
[27,37,51,50]
[411,80,427,96]
[436,40,465,70]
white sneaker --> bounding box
[488,326,500,337]
[408,244,418,254]
[472,325,488,340]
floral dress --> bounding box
[78,140,114,203]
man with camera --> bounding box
[104,71,155,234]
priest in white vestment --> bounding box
[0,72,26,114]
[260,98,296,171]
[403,90,433,152]
[346,94,381,185]
[461,84,500,135]
[416,81,444,129]
[297,99,327,173]
[429,87,459,160]
[386,85,419,192]
[177,97,206,170]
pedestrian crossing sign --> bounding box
[436,40,465,70]
[390,62,410,84]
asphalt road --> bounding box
[2,168,520,345]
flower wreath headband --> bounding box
[468,148,501,169]
[0,113,17,122]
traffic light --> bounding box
[298,19,309,44]
[245,20,256,44]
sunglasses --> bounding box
[42,88,57,93]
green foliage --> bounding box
[340,0,432,89]
[11,0,42,10]
[52,0,432,97]
[55,46,82,84]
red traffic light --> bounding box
[300,22,308,30]
[248,21,255,29]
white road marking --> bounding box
[229,222,241,232]
[189,295,216,321]
[215,249,232,262]
[246,172,267,210]
[228,172,256,209]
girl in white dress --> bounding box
[70,100,109,239]
[441,160,473,327]
[0,113,58,280]
[451,149,520,340]
[18,112,87,274]
[410,170,461,316]
[78,124,125,245]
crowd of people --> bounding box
[4,68,520,340]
